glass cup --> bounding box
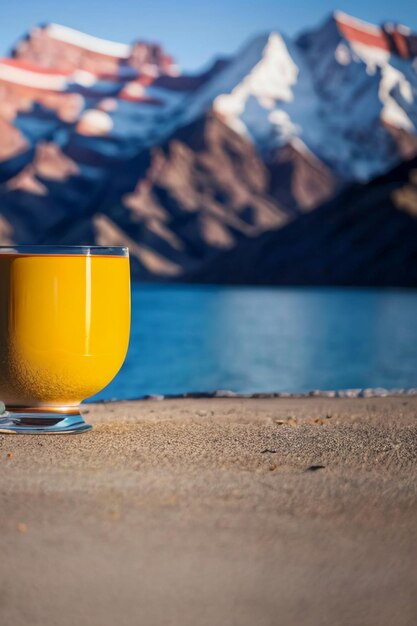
[0,246,130,434]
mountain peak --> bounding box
[332,10,417,59]
[333,11,382,35]
[38,23,132,58]
[11,22,179,76]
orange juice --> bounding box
[0,252,130,407]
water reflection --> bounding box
[92,285,417,400]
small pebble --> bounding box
[336,389,362,398]
[16,522,28,533]
[214,390,237,398]
[305,465,326,472]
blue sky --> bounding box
[1,0,416,71]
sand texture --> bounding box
[1,396,417,626]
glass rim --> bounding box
[0,245,129,257]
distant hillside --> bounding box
[189,157,417,287]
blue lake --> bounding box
[92,285,417,400]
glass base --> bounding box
[0,408,92,434]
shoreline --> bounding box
[94,386,417,403]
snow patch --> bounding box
[72,69,97,87]
[46,24,131,58]
[351,42,390,74]
[334,11,382,37]
[121,82,146,98]
[335,43,351,65]
[77,109,114,136]
[214,33,298,122]
[181,33,271,123]
[0,61,67,90]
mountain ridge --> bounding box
[188,155,417,287]
[0,11,416,284]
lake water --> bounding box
[92,285,417,400]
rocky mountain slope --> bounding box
[189,156,417,286]
[0,12,417,283]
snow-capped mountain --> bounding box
[2,12,417,178]
[0,12,416,283]
[179,11,417,181]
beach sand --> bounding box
[1,396,417,626]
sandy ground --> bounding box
[0,396,417,626]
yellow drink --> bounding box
[0,248,130,432]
